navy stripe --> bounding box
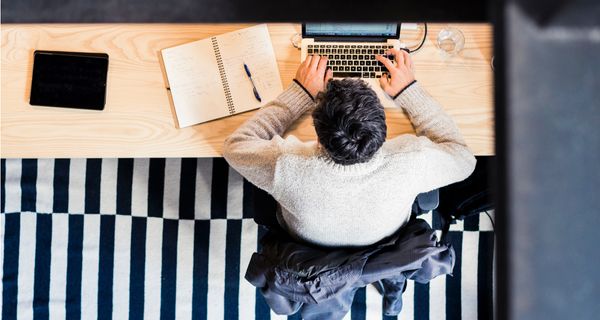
[446,231,463,320]
[464,213,480,231]
[148,159,166,218]
[242,179,254,219]
[129,217,147,320]
[2,213,20,319]
[160,219,179,320]
[33,214,52,320]
[116,159,134,215]
[21,159,38,212]
[382,278,398,320]
[98,215,116,320]
[66,214,84,320]
[414,282,430,320]
[1,159,6,212]
[179,158,197,220]
[254,226,271,320]
[351,287,366,320]
[432,210,443,230]
[210,158,229,219]
[224,220,242,320]
[288,312,302,320]
[192,220,210,320]
[84,159,102,213]
[53,159,70,213]
[478,232,494,320]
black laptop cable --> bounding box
[407,23,428,53]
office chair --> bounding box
[245,184,444,318]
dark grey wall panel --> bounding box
[501,1,600,319]
[1,0,488,23]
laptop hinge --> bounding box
[312,36,390,43]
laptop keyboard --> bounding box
[307,44,395,78]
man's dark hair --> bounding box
[312,79,387,165]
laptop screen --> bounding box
[303,23,399,38]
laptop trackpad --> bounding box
[363,78,397,109]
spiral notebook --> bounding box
[161,24,283,128]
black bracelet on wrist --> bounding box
[392,80,417,99]
[292,79,315,101]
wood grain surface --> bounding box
[1,23,494,157]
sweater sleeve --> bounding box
[222,82,315,193]
[392,82,477,192]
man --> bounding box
[223,49,476,247]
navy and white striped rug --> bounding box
[0,158,495,319]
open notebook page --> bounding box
[162,39,229,128]
[218,24,283,113]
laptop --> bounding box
[301,23,404,78]
[300,23,405,107]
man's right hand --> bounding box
[375,49,416,97]
[294,55,333,99]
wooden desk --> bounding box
[1,24,494,157]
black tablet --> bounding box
[30,50,109,110]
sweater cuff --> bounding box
[278,81,316,116]
[293,79,315,101]
[392,80,417,99]
[393,81,435,114]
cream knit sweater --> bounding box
[223,81,476,247]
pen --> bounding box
[243,63,262,102]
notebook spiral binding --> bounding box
[212,37,235,115]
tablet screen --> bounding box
[30,51,109,110]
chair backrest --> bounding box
[246,183,279,228]
[436,156,495,241]
[437,156,495,220]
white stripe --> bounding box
[226,169,244,219]
[195,159,213,220]
[175,220,195,320]
[131,159,150,217]
[449,218,464,231]
[398,280,414,320]
[365,284,383,320]
[269,311,288,319]
[80,214,101,320]
[462,231,479,320]
[112,216,132,320]
[35,159,54,213]
[144,218,163,320]
[238,219,257,318]
[68,159,87,213]
[479,210,495,231]
[100,159,119,215]
[4,159,22,212]
[206,219,227,320]
[17,213,36,320]
[421,210,433,227]
[429,275,447,320]
[435,230,444,241]
[48,214,69,320]
[163,158,182,219]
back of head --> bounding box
[312,79,387,165]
